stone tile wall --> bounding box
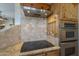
[21,17,48,42]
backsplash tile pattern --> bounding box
[21,17,48,42]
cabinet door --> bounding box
[61,4,77,20]
[32,53,46,56]
[48,23,53,34]
[47,50,59,56]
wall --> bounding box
[0,3,15,32]
[0,3,15,18]
[21,16,47,42]
[15,4,21,25]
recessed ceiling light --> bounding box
[41,9,43,12]
[27,10,30,13]
[45,13,47,16]
[24,6,30,9]
[32,8,36,10]
[43,10,46,12]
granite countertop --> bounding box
[20,46,60,56]
[0,40,60,56]
[0,42,23,56]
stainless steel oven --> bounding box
[59,20,78,56]
[60,29,77,42]
[60,20,78,42]
[60,41,78,56]
[60,21,77,29]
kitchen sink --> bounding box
[20,40,54,52]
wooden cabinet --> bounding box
[47,14,59,37]
[32,53,46,56]
[32,49,59,56]
[47,4,78,38]
[61,4,77,19]
[21,49,60,56]
[51,4,78,21]
[46,50,59,56]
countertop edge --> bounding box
[19,46,60,56]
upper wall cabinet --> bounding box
[51,4,78,21]
[61,4,77,20]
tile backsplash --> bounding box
[21,16,48,42]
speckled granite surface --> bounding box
[0,42,23,56]
[0,25,21,49]
[0,41,60,56]
[0,40,60,56]
[0,25,22,56]
[20,46,60,56]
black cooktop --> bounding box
[20,40,54,52]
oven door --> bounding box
[60,21,77,29]
[60,41,78,56]
[60,30,77,42]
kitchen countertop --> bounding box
[0,40,60,56]
[0,42,23,56]
[20,46,60,56]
